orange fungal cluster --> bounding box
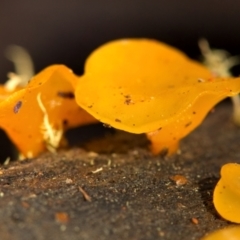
[1,39,240,158]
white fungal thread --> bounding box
[37,93,63,152]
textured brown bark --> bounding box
[0,102,239,240]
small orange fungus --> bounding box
[213,163,240,223]
[75,39,240,155]
[0,65,96,158]
[170,175,187,186]
[201,226,240,240]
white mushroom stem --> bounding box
[4,45,35,91]
[198,38,240,126]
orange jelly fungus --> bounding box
[75,39,240,155]
[0,65,96,158]
[201,226,240,240]
[213,163,240,223]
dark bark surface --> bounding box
[0,102,239,240]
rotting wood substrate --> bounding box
[0,101,239,240]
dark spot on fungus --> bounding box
[13,101,22,114]
[193,111,196,114]
[57,91,75,99]
[63,119,68,126]
[124,98,132,105]
[124,95,134,105]
[115,119,121,123]
[38,82,42,85]
[158,127,162,131]
[185,122,192,127]
[88,105,93,108]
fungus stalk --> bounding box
[198,38,240,126]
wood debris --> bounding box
[79,187,92,202]
[191,217,199,225]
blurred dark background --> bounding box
[0,0,240,161]
[1,0,240,78]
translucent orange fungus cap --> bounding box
[0,65,96,158]
[75,39,240,154]
[213,163,240,223]
[201,226,240,240]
